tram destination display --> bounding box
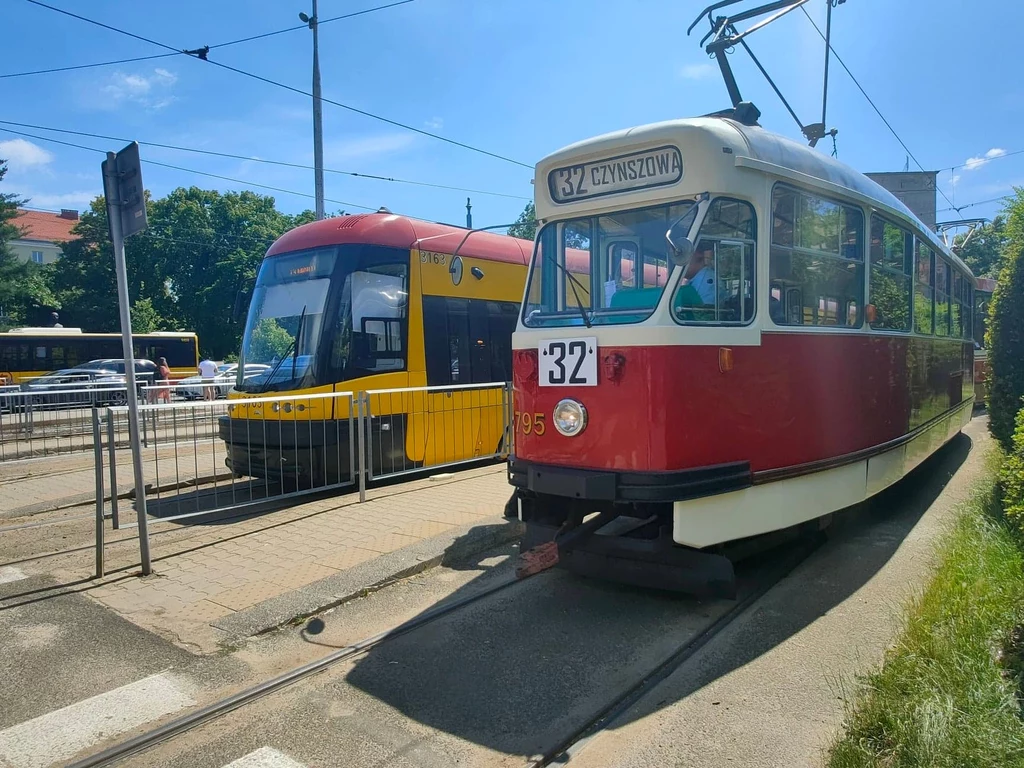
[548,146,683,203]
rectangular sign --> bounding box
[539,337,598,387]
[548,146,683,204]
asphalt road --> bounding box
[0,417,987,768]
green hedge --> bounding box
[1002,405,1024,525]
[987,189,1024,451]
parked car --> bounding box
[18,359,157,408]
[178,363,270,400]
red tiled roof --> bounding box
[13,209,80,244]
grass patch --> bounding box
[828,475,1024,768]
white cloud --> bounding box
[425,117,444,131]
[679,62,717,80]
[324,133,416,163]
[963,147,1007,171]
[100,68,178,110]
[0,139,54,171]
[16,190,98,209]
[152,68,178,86]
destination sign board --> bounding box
[548,146,683,204]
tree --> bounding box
[955,216,1007,279]
[48,187,307,358]
[130,297,165,333]
[147,188,304,358]
[987,189,1024,450]
[0,160,54,328]
[507,202,536,241]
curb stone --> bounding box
[211,516,524,644]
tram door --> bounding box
[413,297,518,467]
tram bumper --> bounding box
[508,457,749,598]
[218,416,354,485]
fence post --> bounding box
[106,410,119,529]
[504,381,514,455]
[357,392,367,503]
[92,408,105,578]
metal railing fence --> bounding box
[0,373,157,462]
[80,381,512,577]
[1,385,133,461]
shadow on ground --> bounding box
[338,432,973,759]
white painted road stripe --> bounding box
[0,566,27,584]
[222,747,308,768]
[0,673,195,768]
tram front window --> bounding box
[237,248,336,392]
[523,200,697,327]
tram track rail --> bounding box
[60,529,823,768]
[65,572,535,768]
[528,533,824,766]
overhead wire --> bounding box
[0,126,378,212]
[207,0,417,50]
[798,6,959,212]
[17,205,281,249]
[0,120,531,201]
[937,195,1012,214]
[0,53,179,79]
[20,0,532,169]
[3,1,416,79]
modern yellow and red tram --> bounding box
[221,212,532,483]
[508,117,977,594]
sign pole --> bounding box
[102,147,152,575]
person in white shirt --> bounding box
[683,241,716,305]
[198,358,218,401]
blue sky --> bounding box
[2,0,1022,231]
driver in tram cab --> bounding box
[682,240,716,305]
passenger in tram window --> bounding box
[682,241,716,305]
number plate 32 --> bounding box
[539,337,598,386]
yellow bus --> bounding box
[221,212,531,484]
[0,328,199,384]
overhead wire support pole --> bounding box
[301,1,326,221]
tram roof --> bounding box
[266,212,532,266]
[536,117,973,278]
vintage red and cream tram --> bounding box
[508,117,976,594]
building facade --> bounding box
[9,208,80,264]
[865,171,939,232]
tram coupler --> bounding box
[518,514,736,599]
[515,510,620,580]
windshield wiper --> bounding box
[258,339,295,393]
[541,251,592,328]
[258,305,306,393]
[291,305,307,382]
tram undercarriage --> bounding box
[506,457,765,598]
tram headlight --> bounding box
[553,398,588,437]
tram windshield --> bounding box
[237,248,336,392]
[237,245,410,392]
[523,201,697,327]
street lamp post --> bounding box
[300,1,325,220]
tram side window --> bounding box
[914,241,935,335]
[962,277,973,340]
[769,185,864,327]
[951,271,965,338]
[868,216,912,331]
[423,297,519,386]
[935,258,951,337]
